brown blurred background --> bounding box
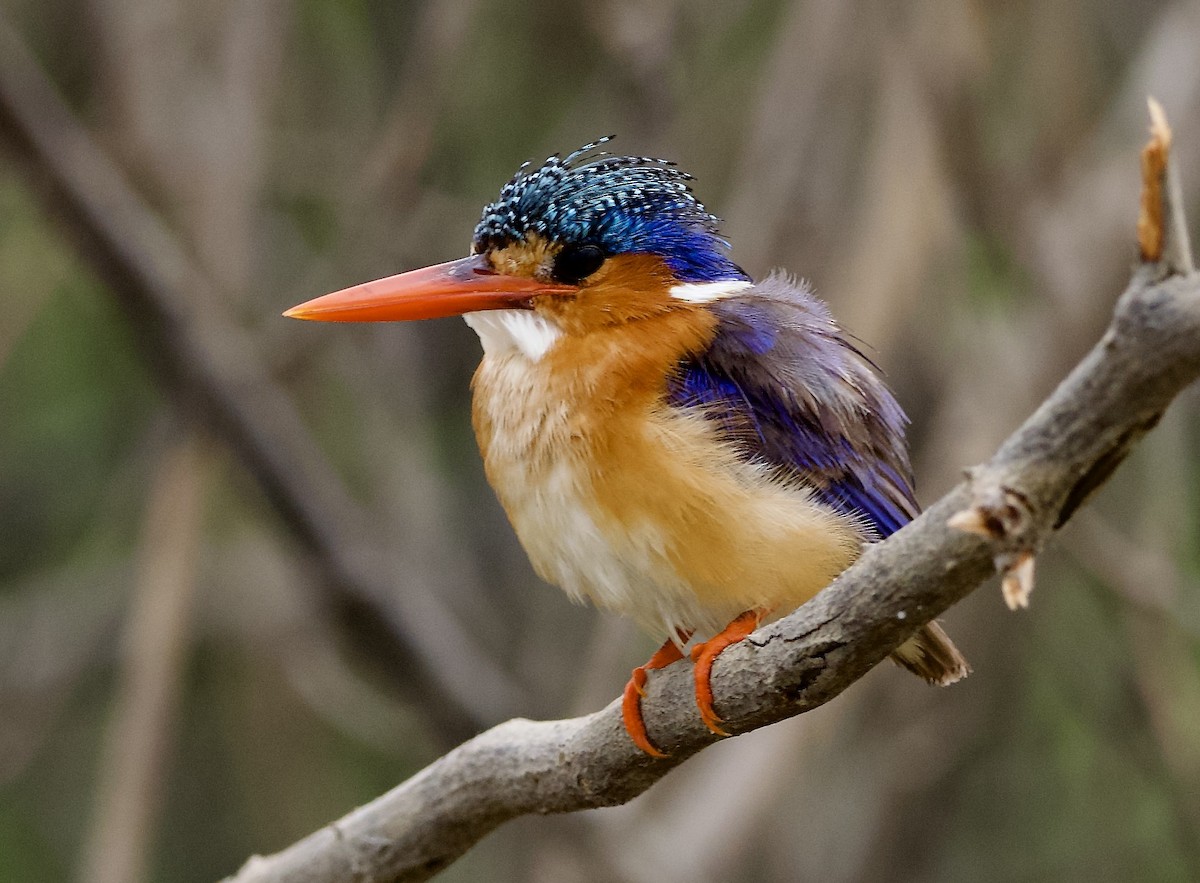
[1,1,1199,881]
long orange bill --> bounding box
[284,255,576,323]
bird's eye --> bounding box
[551,244,606,284]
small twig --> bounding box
[948,474,1040,608]
[999,551,1035,610]
[1139,98,1171,264]
[1141,98,1196,276]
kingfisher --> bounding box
[285,139,969,756]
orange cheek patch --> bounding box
[536,253,683,334]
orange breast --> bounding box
[470,306,862,640]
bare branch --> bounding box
[225,113,1200,882]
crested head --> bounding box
[473,138,749,285]
[283,138,752,346]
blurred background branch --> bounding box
[78,432,208,883]
[0,11,527,747]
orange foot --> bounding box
[622,631,692,757]
[690,609,767,736]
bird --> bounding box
[285,138,969,757]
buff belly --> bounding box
[467,311,863,641]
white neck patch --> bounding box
[463,309,563,361]
[669,279,752,304]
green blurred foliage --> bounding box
[1,1,1199,881]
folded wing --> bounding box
[668,273,918,540]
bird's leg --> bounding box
[690,608,768,736]
[622,629,693,758]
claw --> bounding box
[623,676,669,757]
[689,609,764,737]
[621,634,689,757]
[632,667,648,698]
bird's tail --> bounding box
[890,621,970,685]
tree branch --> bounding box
[224,110,1200,883]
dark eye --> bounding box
[551,244,606,284]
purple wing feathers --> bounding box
[667,274,918,539]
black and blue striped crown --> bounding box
[472,138,747,283]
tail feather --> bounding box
[890,621,970,686]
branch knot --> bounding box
[947,473,1039,609]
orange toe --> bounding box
[621,634,689,757]
[690,609,764,737]
[623,675,668,757]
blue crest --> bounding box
[473,138,749,283]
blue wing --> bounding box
[667,275,918,539]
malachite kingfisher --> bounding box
[286,139,969,757]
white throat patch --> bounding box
[463,309,563,361]
[668,280,752,303]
